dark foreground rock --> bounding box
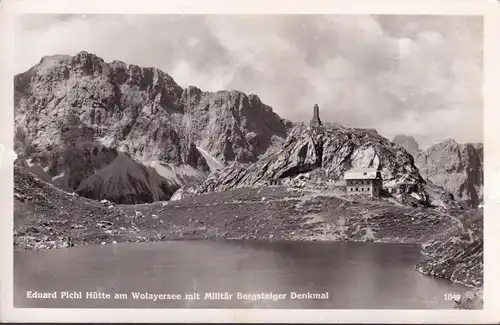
[75,152,181,204]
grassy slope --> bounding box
[14,167,483,292]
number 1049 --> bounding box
[444,293,461,301]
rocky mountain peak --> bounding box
[14,51,290,203]
[413,139,483,207]
[442,138,458,144]
[71,51,108,75]
[38,54,72,68]
[195,122,430,206]
[392,134,420,154]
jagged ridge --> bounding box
[414,139,483,207]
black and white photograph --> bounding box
[2,0,499,322]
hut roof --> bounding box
[343,168,381,180]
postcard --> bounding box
[1,0,499,323]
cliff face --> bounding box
[392,135,420,154]
[14,51,289,203]
[414,139,483,207]
[472,143,484,168]
[195,124,430,206]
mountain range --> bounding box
[14,51,290,203]
[14,51,483,208]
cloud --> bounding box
[14,14,483,148]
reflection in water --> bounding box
[14,241,468,309]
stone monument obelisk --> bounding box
[310,104,322,127]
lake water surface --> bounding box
[14,241,469,309]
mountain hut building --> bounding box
[344,168,383,198]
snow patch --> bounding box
[383,179,398,187]
[52,172,65,181]
[411,192,421,200]
[98,135,115,147]
[148,161,205,185]
[170,188,184,201]
[196,146,224,172]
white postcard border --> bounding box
[1,0,499,323]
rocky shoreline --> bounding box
[14,168,483,309]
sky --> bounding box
[14,14,483,149]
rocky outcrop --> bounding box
[392,134,420,154]
[414,139,483,207]
[14,51,289,203]
[416,208,483,288]
[196,123,429,205]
